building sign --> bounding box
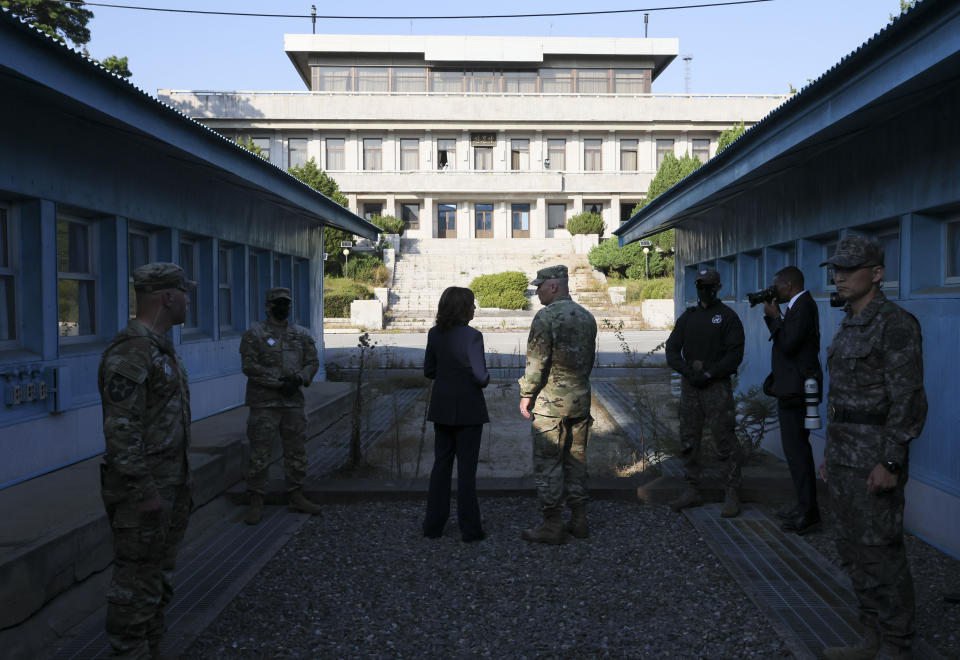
[471,133,496,146]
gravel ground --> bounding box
[188,498,792,659]
[761,500,960,659]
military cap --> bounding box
[531,265,568,286]
[695,267,721,287]
[133,262,196,292]
[819,234,884,268]
[266,287,293,302]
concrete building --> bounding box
[617,0,960,556]
[159,35,787,240]
[0,10,378,489]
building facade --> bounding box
[160,34,786,240]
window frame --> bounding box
[547,138,566,171]
[217,243,238,333]
[179,236,201,334]
[584,138,603,172]
[473,145,493,171]
[251,136,271,161]
[325,137,345,171]
[691,138,710,163]
[620,138,639,172]
[363,138,383,171]
[127,224,155,320]
[946,219,960,285]
[655,138,675,169]
[287,137,308,169]
[400,138,420,171]
[56,214,99,344]
[0,203,18,348]
[437,138,456,170]
[401,203,421,230]
[511,203,531,232]
[510,138,530,171]
[547,203,567,230]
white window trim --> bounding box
[57,214,100,345]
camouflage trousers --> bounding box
[246,406,307,495]
[531,414,592,514]
[679,378,742,489]
[101,473,191,659]
[827,463,915,648]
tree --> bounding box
[717,121,747,154]
[2,1,132,77]
[286,158,353,277]
[890,1,916,20]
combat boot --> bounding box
[822,628,881,660]
[669,487,702,512]
[721,487,741,518]
[521,511,566,545]
[244,493,263,525]
[288,490,322,515]
[564,504,589,539]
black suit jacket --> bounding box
[764,290,823,403]
[424,324,490,425]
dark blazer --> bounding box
[764,290,823,403]
[424,324,490,425]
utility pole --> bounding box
[311,5,316,34]
[644,13,649,38]
[683,55,693,94]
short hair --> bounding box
[775,265,804,289]
[435,286,475,332]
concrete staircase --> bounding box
[387,238,629,329]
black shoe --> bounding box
[774,505,801,520]
[781,512,822,536]
[462,531,486,543]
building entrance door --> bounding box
[511,203,530,238]
[475,204,493,238]
[438,204,457,238]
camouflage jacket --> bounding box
[518,295,597,418]
[240,319,319,408]
[98,320,191,501]
[825,292,927,469]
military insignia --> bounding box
[711,314,722,324]
[164,362,173,377]
[108,374,137,402]
[267,338,276,346]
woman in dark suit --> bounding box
[422,286,490,542]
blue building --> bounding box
[0,10,378,489]
[617,0,960,557]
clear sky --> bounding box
[81,0,905,96]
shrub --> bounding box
[566,212,604,235]
[640,277,673,300]
[324,281,373,318]
[469,271,529,310]
[349,254,388,286]
[625,263,645,280]
[372,214,405,236]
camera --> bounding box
[746,286,778,307]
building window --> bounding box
[128,227,152,319]
[438,204,457,232]
[218,245,234,330]
[620,139,638,171]
[511,139,530,171]
[475,204,493,233]
[293,259,310,326]
[548,203,566,229]
[179,239,199,330]
[437,139,456,170]
[400,138,419,170]
[326,138,345,170]
[470,71,498,93]
[251,137,271,161]
[503,71,537,93]
[511,204,530,232]
[547,139,566,170]
[614,69,649,93]
[249,252,262,324]
[0,207,16,343]
[288,138,308,169]
[401,203,420,230]
[57,217,97,339]
[541,69,573,93]
[312,66,352,91]
[363,203,383,221]
[577,69,609,94]
[875,226,900,289]
[431,71,464,93]
[363,138,382,170]
[474,146,493,171]
[273,254,291,289]
[656,139,674,169]
[356,67,389,92]
[585,202,603,216]
[584,139,602,172]
[692,138,710,163]
[392,67,427,93]
[947,220,960,283]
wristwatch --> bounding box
[883,460,902,474]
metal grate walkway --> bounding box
[51,389,423,659]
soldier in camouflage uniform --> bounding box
[98,263,195,658]
[518,265,598,544]
[665,268,745,518]
[818,236,927,660]
[240,287,322,524]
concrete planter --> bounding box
[571,233,600,254]
[608,286,627,305]
[350,299,383,330]
[641,299,674,329]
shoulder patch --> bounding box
[711,314,722,325]
[111,357,149,385]
[107,373,137,402]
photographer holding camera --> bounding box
[760,266,823,535]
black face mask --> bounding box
[697,285,718,305]
[270,303,291,320]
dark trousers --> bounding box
[423,424,483,538]
[778,404,819,516]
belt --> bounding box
[828,405,887,426]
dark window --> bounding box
[57,217,97,338]
[548,204,566,229]
[401,203,420,230]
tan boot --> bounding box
[721,487,741,518]
[669,487,702,512]
[244,493,263,525]
[564,505,589,539]
[288,490,322,515]
[822,628,881,660]
[521,511,566,545]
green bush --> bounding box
[324,280,373,318]
[589,235,674,279]
[641,277,674,299]
[349,253,388,286]
[469,271,529,310]
[372,214,405,236]
[567,212,605,235]
[625,263,645,280]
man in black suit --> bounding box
[763,266,823,535]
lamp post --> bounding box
[643,246,650,279]
[342,248,350,279]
